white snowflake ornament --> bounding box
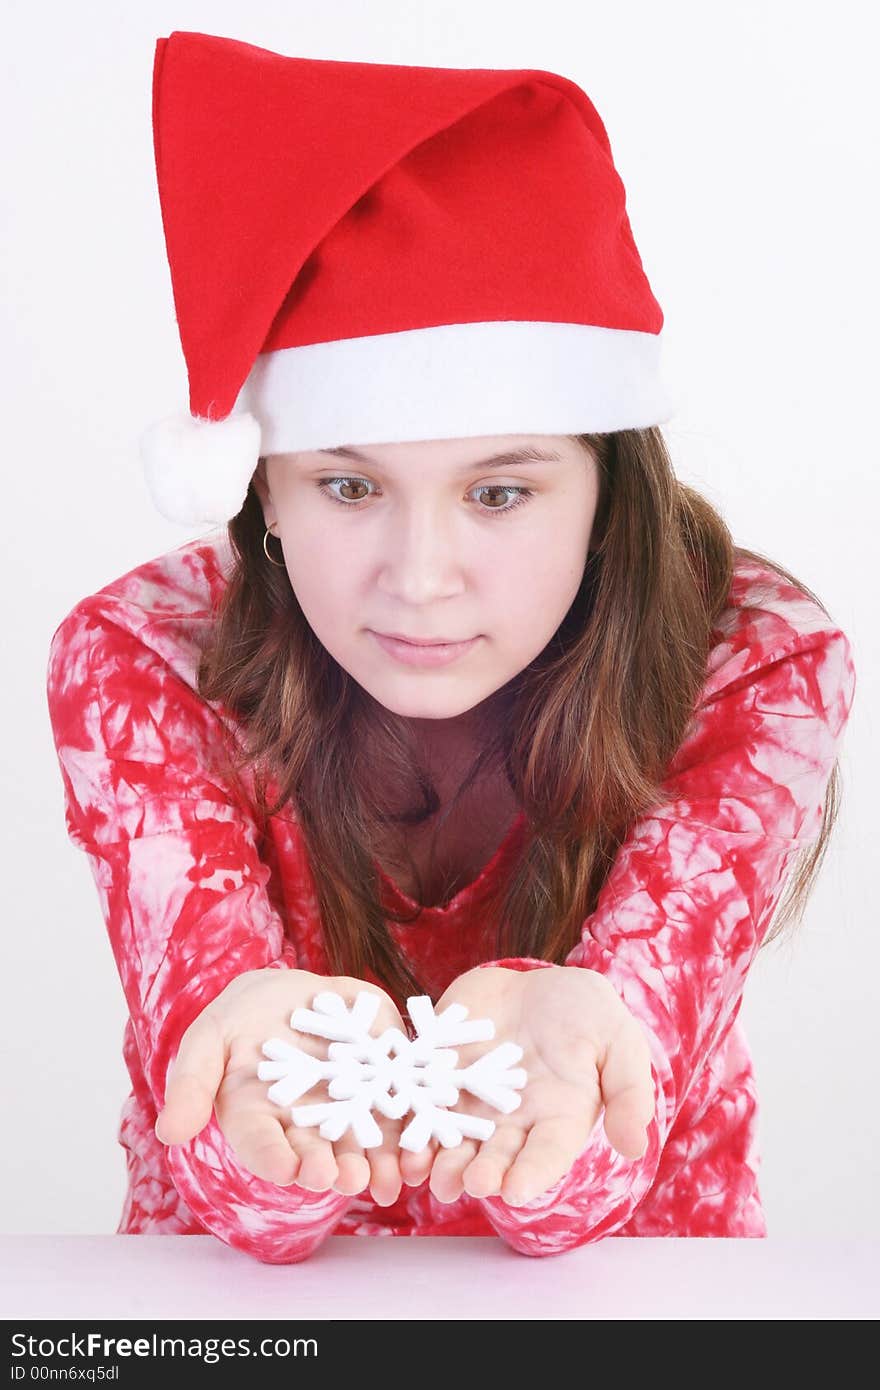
[257,990,528,1153]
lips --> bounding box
[369,630,481,667]
[376,632,471,647]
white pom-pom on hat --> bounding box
[139,411,262,527]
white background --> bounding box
[2,0,876,1238]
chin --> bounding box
[368,686,484,721]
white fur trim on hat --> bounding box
[235,320,679,458]
[139,411,262,526]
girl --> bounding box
[46,31,856,1264]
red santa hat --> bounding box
[140,30,676,526]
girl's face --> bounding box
[253,435,600,724]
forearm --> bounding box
[165,1112,356,1264]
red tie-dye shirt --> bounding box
[45,533,856,1263]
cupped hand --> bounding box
[154,968,410,1206]
[397,964,657,1207]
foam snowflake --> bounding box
[257,991,528,1152]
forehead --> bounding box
[313,435,583,469]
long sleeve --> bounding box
[46,600,355,1263]
[474,605,857,1254]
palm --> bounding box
[439,967,603,1145]
[397,964,653,1206]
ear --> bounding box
[251,457,276,529]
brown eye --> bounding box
[315,478,369,505]
[315,477,535,518]
[476,485,517,510]
[472,485,535,517]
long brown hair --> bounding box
[197,428,843,1012]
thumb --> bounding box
[599,1022,656,1162]
[155,1013,227,1146]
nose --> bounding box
[376,500,467,603]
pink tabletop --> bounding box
[1,1235,877,1320]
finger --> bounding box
[500,1118,578,1205]
[357,1108,406,1206]
[214,1072,300,1183]
[328,1130,372,1196]
[460,1124,528,1199]
[399,1138,437,1188]
[428,1138,481,1204]
[282,1122,340,1191]
[366,1139,404,1207]
[600,1019,656,1160]
[156,1013,226,1144]
[218,1104,300,1186]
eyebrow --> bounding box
[315,444,565,471]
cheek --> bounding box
[282,535,353,629]
[489,536,585,619]
[288,568,350,629]
[479,536,588,670]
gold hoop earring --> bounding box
[263,526,287,567]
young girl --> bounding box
[46,31,856,1265]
